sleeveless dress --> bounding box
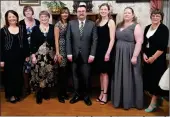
[111,23,143,109]
[95,21,110,73]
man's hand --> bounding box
[88,55,94,63]
[67,55,72,62]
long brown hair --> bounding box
[96,3,112,26]
[5,10,19,27]
[117,7,137,28]
[59,7,70,23]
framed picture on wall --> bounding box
[116,0,149,2]
[19,0,41,6]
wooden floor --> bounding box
[0,91,169,116]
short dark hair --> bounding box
[150,9,164,22]
[76,5,87,12]
[5,10,19,27]
[23,5,34,16]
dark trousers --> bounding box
[72,53,90,96]
[57,66,69,96]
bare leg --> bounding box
[100,73,109,104]
[96,73,104,101]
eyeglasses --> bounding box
[151,14,161,18]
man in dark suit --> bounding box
[66,5,98,106]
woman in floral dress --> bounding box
[30,11,57,104]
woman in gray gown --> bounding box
[111,7,143,109]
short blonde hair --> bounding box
[39,10,50,18]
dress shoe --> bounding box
[43,88,50,100]
[36,89,43,104]
[84,96,92,106]
[70,95,80,104]
[9,97,17,104]
[63,94,69,100]
[58,96,65,103]
[15,97,21,102]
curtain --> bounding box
[150,0,162,11]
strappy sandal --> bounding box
[100,93,108,105]
[96,90,104,102]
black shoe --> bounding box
[84,96,92,106]
[36,89,42,104]
[69,95,80,104]
[26,89,31,95]
[9,97,17,104]
[63,94,69,100]
[15,97,21,102]
[43,88,50,100]
[58,96,65,103]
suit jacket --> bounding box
[66,19,98,63]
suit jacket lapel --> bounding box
[75,20,80,39]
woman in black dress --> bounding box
[30,11,57,104]
[19,5,40,96]
[0,10,29,103]
[54,7,70,103]
[95,3,115,105]
[142,9,169,112]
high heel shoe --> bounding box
[145,104,157,112]
[100,93,108,105]
[96,90,103,102]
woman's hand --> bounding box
[147,56,156,64]
[143,53,148,63]
[32,54,37,64]
[131,56,137,65]
[104,53,110,62]
[57,54,63,64]
[0,62,5,67]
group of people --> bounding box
[0,3,169,113]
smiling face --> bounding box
[8,12,17,25]
[77,6,87,20]
[61,10,69,21]
[123,8,134,22]
[24,8,33,18]
[99,5,110,17]
[40,14,49,24]
[151,13,162,25]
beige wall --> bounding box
[1,1,151,29]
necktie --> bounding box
[79,22,84,37]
